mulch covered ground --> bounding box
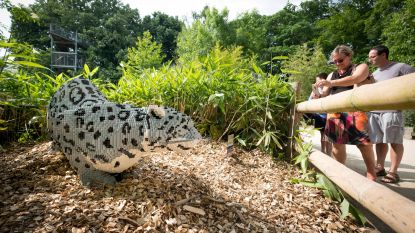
[0,140,375,232]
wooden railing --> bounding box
[297,73,415,113]
[295,73,415,233]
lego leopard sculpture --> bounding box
[47,78,201,186]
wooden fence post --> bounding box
[287,82,301,158]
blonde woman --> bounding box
[316,45,376,181]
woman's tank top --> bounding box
[330,65,354,95]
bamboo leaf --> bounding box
[266,111,272,120]
[349,205,367,225]
[317,174,341,201]
[252,63,260,73]
[256,133,265,146]
[90,67,99,76]
[270,133,283,149]
[340,199,350,219]
[13,61,46,69]
[0,41,16,47]
[272,56,289,60]
[280,69,302,74]
[236,137,246,146]
[84,64,90,75]
[264,132,270,147]
[300,159,308,173]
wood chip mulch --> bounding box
[0,140,375,232]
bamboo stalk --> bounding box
[296,73,415,113]
[309,150,415,233]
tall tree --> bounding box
[142,12,183,61]
[9,0,142,81]
[364,0,405,45]
[266,4,315,52]
[264,4,316,73]
[282,44,332,101]
[298,0,331,22]
[230,10,268,57]
[123,31,165,74]
[381,0,415,66]
[176,6,234,63]
[9,4,45,49]
[315,0,375,61]
[84,0,142,80]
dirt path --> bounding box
[0,140,374,232]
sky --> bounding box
[1,0,304,37]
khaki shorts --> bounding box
[368,112,404,144]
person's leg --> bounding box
[315,115,327,153]
[321,128,332,156]
[368,112,387,171]
[320,129,331,155]
[326,141,332,156]
[357,144,376,181]
[322,140,332,156]
[332,143,346,164]
[375,143,388,170]
[320,135,326,154]
[383,112,404,175]
[321,132,332,156]
[389,143,404,174]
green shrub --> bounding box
[281,44,332,101]
[404,110,415,130]
[102,44,294,155]
[0,40,72,144]
[2,39,295,157]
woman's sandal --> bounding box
[376,168,387,177]
[381,172,400,183]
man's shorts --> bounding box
[368,112,404,144]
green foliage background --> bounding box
[0,39,294,156]
[103,45,294,154]
[1,0,415,149]
[1,0,413,225]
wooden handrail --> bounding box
[309,150,415,233]
[295,72,415,232]
[296,73,415,113]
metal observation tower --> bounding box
[49,24,88,73]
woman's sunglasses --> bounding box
[333,58,344,64]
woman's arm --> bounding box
[319,72,332,97]
[317,64,369,88]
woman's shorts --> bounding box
[324,111,371,145]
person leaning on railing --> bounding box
[316,45,376,181]
[304,72,333,156]
[367,45,415,183]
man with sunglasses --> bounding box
[368,45,415,183]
